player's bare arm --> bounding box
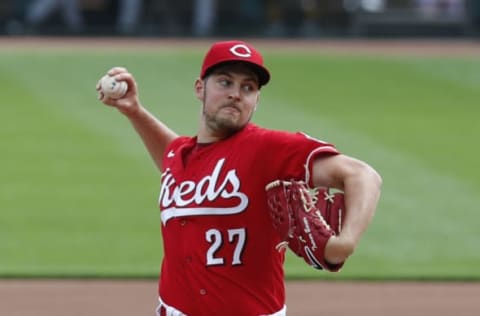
[97,67,178,171]
[311,154,382,264]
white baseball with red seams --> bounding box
[100,75,128,99]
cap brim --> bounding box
[203,60,270,87]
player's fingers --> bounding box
[107,66,128,76]
[97,90,116,104]
[112,73,137,94]
[97,90,104,100]
[99,94,118,107]
[113,71,134,82]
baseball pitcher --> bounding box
[96,40,382,316]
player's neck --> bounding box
[197,123,235,143]
[197,127,222,143]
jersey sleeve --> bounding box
[161,136,192,172]
[254,129,339,187]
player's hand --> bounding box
[96,67,141,117]
[324,235,355,265]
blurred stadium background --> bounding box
[0,0,479,38]
[1,0,480,279]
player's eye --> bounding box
[218,78,231,87]
[242,83,257,93]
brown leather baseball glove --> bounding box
[265,180,345,272]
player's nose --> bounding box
[228,86,241,100]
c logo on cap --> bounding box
[229,44,252,58]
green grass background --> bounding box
[1,43,479,280]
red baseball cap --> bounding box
[200,40,270,87]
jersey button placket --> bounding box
[180,219,187,226]
[199,289,207,295]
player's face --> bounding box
[196,64,260,138]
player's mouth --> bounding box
[220,104,241,114]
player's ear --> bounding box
[254,92,260,111]
[194,78,204,100]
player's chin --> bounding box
[217,112,239,124]
[216,117,247,134]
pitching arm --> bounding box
[311,154,382,264]
[97,67,178,172]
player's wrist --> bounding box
[325,236,355,264]
[119,100,142,117]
